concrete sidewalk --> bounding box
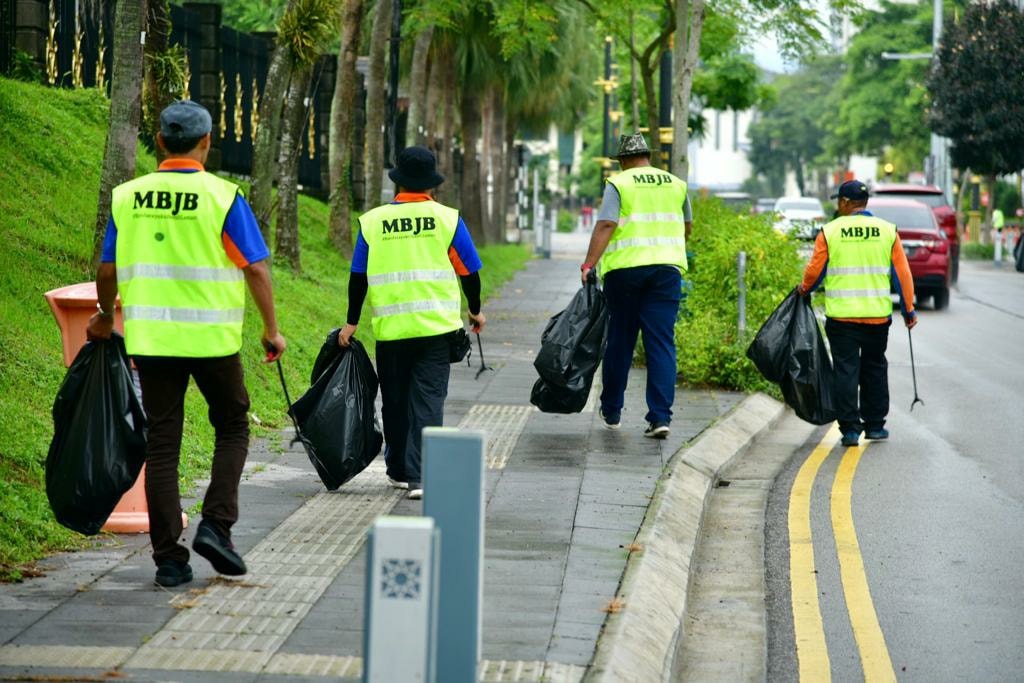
[0,235,757,682]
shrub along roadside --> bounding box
[667,198,805,394]
[0,77,530,580]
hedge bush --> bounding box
[666,198,805,393]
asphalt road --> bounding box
[766,259,1024,682]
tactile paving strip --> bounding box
[480,658,587,682]
[457,404,536,469]
[124,460,403,671]
[0,644,132,668]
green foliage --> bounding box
[9,49,43,83]
[928,0,1024,176]
[994,179,1022,217]
[960,242,994,260]
[557,210,575,233]
[171,0,289,33]
[748,57,842,195]
[828,0,934,170]
[668,198,804,393]
[0,77,529,579]
[278,0,337,68]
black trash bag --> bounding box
[747,289,837,425]
[531,276,609,414]
[46,334,147,536]
[746,288,801,383]
[289,333,383,490]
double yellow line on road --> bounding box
[788,427,896,682]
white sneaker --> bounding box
[387,476,409,490]
[407,486,423,500]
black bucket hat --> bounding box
[388,146,445,191]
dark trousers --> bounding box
[825,319,891,434]
[133,354,250,565]
[375,334,451,485]
[600,265,682,424]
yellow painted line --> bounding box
[831,443,897,682]
[788,424,839,682]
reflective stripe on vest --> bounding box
[601,167,688,276]
[822,215,897,319]
[359,201,462,341]
[111,171,245,357]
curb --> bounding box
[585,393,786,683]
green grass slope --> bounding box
[0,77,529,579]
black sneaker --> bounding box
[864,428,889,440]
[841,430,861,447]
[154,560,193,587]
[192,520,247,576]
[600,409,621,430]
[643,421,670,439]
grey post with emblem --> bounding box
[363,517,440,683]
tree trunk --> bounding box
[481,87,494,229]
[434,46,457,206]
[93,0,147,264]
[328,0,366,256]
[251,0,300,243]
[629,9,641,131]
[275,67,312,272]
[672,0,705,180]
[363,0,393,208]
[143,0,171,164]
[406,26,434,146]
[459,85,485,243]
[488,87,507,244]
[640,61,661,169]
[984,172,997,245]
[499,112,516,244]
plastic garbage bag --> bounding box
[289,332,383,490]
[747,289,838,425]
[531,277,609,414]
[46,334,147,536]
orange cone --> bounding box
[45,283,189,534]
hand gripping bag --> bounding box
[531,277,609,414]
[289,332,383,490]
[46,334,147,535]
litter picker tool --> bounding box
[907,327,924,411]
[474,333,494,380]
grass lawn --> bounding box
[0,77,530,580]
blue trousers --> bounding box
[600,265,682,424]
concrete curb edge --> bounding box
[584,392,786,683]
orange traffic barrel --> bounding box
[44,283,188,534]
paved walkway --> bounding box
[0,234,741,682]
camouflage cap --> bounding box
[616,132,651,158]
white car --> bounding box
[773,197,827,240]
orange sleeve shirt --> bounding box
[800,230,916,324]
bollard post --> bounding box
[363,516,440,683]
[536,204,546,253]
[422,428,485,683]
[544,207,554,259]
[994,229,1003,266]
[737,251,747,337]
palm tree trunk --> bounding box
[497,108,515,244]
[459,85,485,243]
[487,86,507,243]
[406,26,434,146]
[629,9,641,131]
[328,0,366,256]
[250,2,299,243]
[671,0,705,180]
[363,0,393,209]
[434,45,457,206]
[93,0,147,264]
[640,61,661,169]
[275,67,313,272]
[143,0,171,164]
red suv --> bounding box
[867,197,952,310]
[872,184,959,282]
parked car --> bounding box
[872,183,959,282]
[867,197,951,310]
[773,196,826,240]
[753,197,778,215]
[713,191,753,213]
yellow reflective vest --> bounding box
[601,166,689,277]
[822,215,898,319]
[359,200,463,341]
[111,171,245,357]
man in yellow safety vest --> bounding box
[581,132,691,439]
[338,146,485,500]
[87,100,286,587]
[799,179,918,447]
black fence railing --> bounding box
[0,0,14,76]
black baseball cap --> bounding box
[160,100,212,139]
[830,180,869,201]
